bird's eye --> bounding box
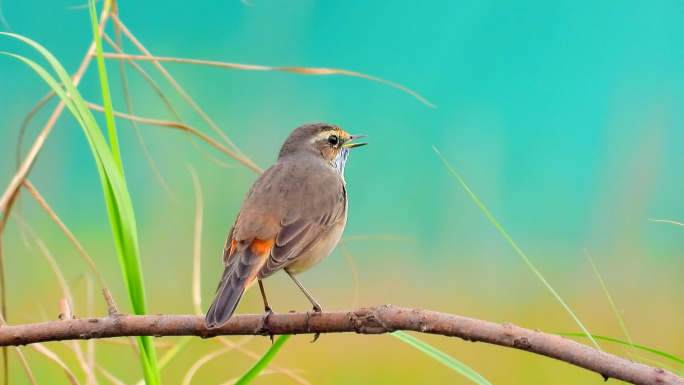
[327,135,339,146]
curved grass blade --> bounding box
[182,346,235,385]
[88,0,159,382]
[583,248,639,362]
[32,344,80,385]
[89,0,121,169]
[433,147,600,350]
[554,333,684,366]
[221,370,296,385]
[391,331,491,385]
[648,219,684,227]
[99,53,436,109]
[158,337,192,370]
[1,22,160,385]
[234,335,292,385]
[626,354,680,375]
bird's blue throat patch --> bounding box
[333,148,349,177]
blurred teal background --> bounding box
[1,1,683,384]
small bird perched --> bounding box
[205,122,367,328]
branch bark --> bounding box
[0,305,680,385]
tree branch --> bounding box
[0,305,680,385]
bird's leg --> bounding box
[257,279,274,343]
[286,271,322,343]
[286,270,322,312]
[258,279,274,314]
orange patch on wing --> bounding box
[244,239,274,287]
[250,238,275,256]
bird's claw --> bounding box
[258,307,275,343]
[306,306,323,343]
[307,304,322,316]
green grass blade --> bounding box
[234,335,291,385]
[626,354,679,374]
[2,28,160,384]
[89,0,121,171]
[554,333,684,366]
[340,239,486,382]
[158,336,192,369]
[88,1,159,383]
[433,147,600,350]
[583,249,639,362]
[391,331,492,385]
[0,54,80,123]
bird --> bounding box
[205,122,367,329]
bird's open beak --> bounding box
[342,134,368,148]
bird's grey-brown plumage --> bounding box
[205,122,365,328]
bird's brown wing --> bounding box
[223,162,346,272]
[258,164,347,278]
[207,165,290,328]
[259,197,346,278]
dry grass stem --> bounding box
[0,313,36,385]
[338,244,361,309]
[0,194,16,385]
[186,134,238,168]
[32,344,80,385]
[0,26,109,377]
[340,235,417,243]
[33,234,73,309]
[648,219,684,227]
[12,214,98,383]
[221,370,297,385]
[23,220,96,383]
[60,336,99,385]
[84,275,96,385]
[97,52,436,108]
[108,23,177,203]
[85,102,253,171]
[101,34,181,120]
[188,166,204,316]
[109,14,252,161]
[217,337,311,385]
[101,33,234,170]
[95,364,127,385]
[15,90,57,170]
[98,339,173,349]
[181,346,235,385]
[0,8,109,215]
[11,347,36,385]
[22,179,108,289]
[1,183,21,333]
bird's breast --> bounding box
[284,212,348,274]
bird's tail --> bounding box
[205,265,245,328]
[205,246,269,328]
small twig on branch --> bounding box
[58,299,72,321]
[102,288,121,317]
[0,305,680,385]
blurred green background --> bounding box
[1,1,683,384]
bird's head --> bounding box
[279,122,367,173]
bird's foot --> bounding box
[305,305,322,319]
[257,306,275,344]
[306,305,323,343]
